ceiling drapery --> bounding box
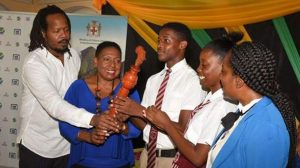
[94,0,300,28]
[93,0,300,83]
[93,0,300,49]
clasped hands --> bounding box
[89,109,129,145]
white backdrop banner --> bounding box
[0,11,127,168]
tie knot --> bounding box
[166,69,172,75]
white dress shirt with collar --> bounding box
[184,89,237,146]
[17,47,94,158]
[142,58,207,149]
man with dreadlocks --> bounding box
[17,5,119,168]
[206,41,296,168]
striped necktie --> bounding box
[172,100,211,168]
[147,69,171,168]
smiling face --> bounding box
[157,28,186,67]
[94,46,121,81]
[43,13,70,56]
[197,48,223,92]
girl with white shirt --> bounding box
[144,34,241,168]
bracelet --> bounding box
[122,123,127,132]
[77,131,81,141]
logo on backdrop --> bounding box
[0,27,4,34]
[10,104,18,110]
[6,41,11,46]
[9,152,17,159]
[13,29,21,35]
[4,67,10,72]
[0,52,4,60]
[86,20,101,37]
[11,79,19,86]
[12,54,20,61]
[10,128,17,135]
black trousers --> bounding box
[19,144,69,168]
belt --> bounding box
[146,145,177,157]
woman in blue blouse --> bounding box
[59,41,140,168]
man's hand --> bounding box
[114,96,145,117]
[90,112,120,132]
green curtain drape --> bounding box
[191,29,212,48]
[273,17,300,84]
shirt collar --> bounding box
[161,58,187,76]
[237,97,262,114]
[204,88,223,102]
[38,46,71,59]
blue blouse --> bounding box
[59,79,141,168]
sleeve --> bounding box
[197,102,229,146]
[141,76,152,108]
[244,123,289,168]
[122,89,141,139]
[58,83,83,144]
[59,121,81,144]
[22,60,94,128]
[181,75,207,110]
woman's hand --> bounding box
[90,128,109,145]
[144,105,171,131]
[77,129,109,145]
[114,96,145,117]
[91,112,120,132]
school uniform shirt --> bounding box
[184,89,237,146]
[142,59,207,149]
[17,47,94,158]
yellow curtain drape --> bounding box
[105,0,300,28]
[93,0,300,49]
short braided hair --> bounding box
[231,42,296,167]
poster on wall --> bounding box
[69,14,128,77]
[0,11,127,168]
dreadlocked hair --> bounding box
[28,5,71,52]
[231,42,296,168]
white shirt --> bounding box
[206,98,261,168]
[17,48,94,158]
[184,89,237,146]
[142,59,207,149]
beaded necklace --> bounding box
[95,75,114,114]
